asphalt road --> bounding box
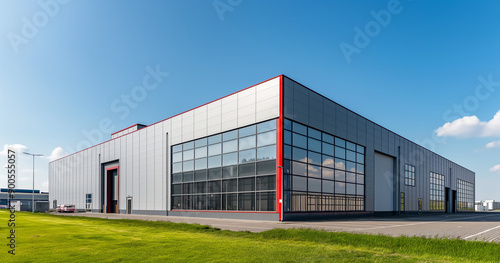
[56,211,500,243]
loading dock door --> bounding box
[104,167,119,213]
[374,152,395,212]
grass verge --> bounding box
[0,210,498,262]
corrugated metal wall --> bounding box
[49,76,281,213]
[283,76,475,212]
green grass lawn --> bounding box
[0,210,498,262]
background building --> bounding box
[0,188,49,212]
[49,75,475,220]
[475,200,500,211]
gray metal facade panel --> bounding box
[282,76,475,213]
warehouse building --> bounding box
[475,200,500,211]
[0,188,49,212]
[49,75,475,221]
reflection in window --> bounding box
[322,142,334,156]
[283,119,365,212]
[239,135,256,150]
[239,149,256,164]
[208,156,221,168]
[335,147,345,159]
[457,179,474,211]
[322,180,334,193]
[208,134,221,145]
[292,176,307,191]
[195,158,207,170]
[171,119,277,211]
[183,149,194,160]
[307,151,322,166]
[223,130,237,141]
[195,138,207,147]
[257,130,276,147]
[195,147,207,158]
[208,144,221,156]
[322,167,334,180]
[223,140,237,153]
[322,156,335,168]
[308,178,321,192]
[257,145,276,161]
[292,147,307,162]
[257,119,276,133]
[308,165,321,178]
[183,160,194,171]
[239,125,256,138]
[173,152,182,163]
[430,172,445,211]
[223,153,237,166]
[293,133,307,149]
[308,138,321,152]
[335,182,346,194]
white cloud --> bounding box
[490,164,500,173]
[0,144,28,155]
[436,110,500,138]
[486,140,500,148]
[46,147,68,161]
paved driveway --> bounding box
[56,211,500,242]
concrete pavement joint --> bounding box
[463,225,500,240]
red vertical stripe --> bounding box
[276,75,284,221]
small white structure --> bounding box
[14,201,21,211]
[475,200,500,211]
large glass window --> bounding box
[430,172,445,211]
[405,164,415,186]
[283,119,365,212]
[171,119,277,212]
[457,179,474,211]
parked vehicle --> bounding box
[57,204,75,213]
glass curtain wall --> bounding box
[283,119,365,212]
[457,179,474,211]
[171,119,277,212]
[430,172,445,211]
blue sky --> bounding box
[1,0,499,201]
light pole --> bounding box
[23,152,44,213]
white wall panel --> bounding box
[221,95,238,130]
[146,127,155,210]
[193,106,208,139]
[126,134,133,207]
[237,104,256,126]
[154,124,164,210]
[50,76,281,214]
[132,132,140,210]
[139,130,147,210]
